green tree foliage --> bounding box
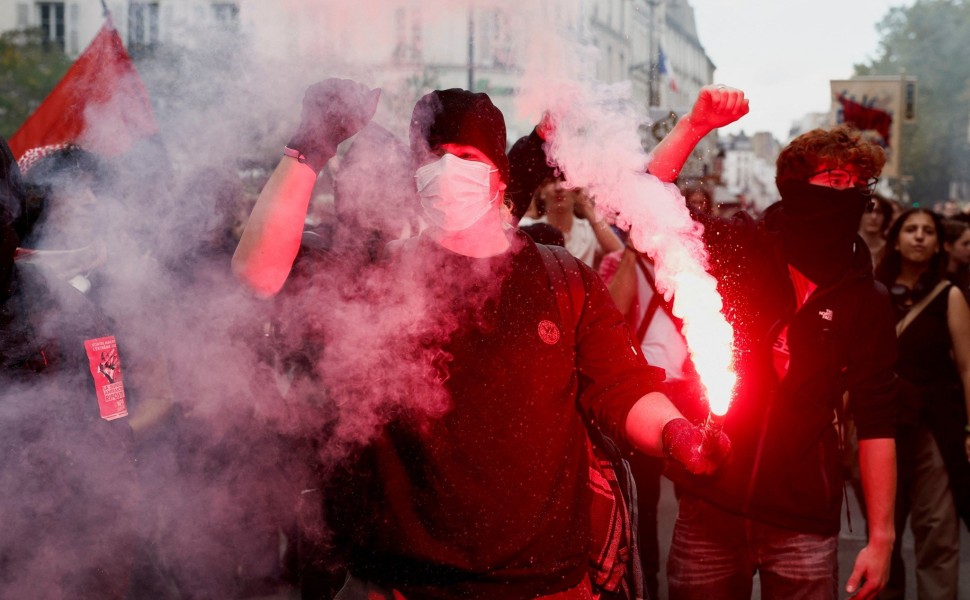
[0,28,72,140]
[856,0,970,205]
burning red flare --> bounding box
[523,82,738,420]
[670,271,736,416]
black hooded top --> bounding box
[669,203,898,534]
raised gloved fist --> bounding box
[287,78,381,174]
[662,417,731,476]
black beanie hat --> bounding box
[409,89,510,185]
[507,128,558,220]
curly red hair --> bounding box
[776,125,886,184]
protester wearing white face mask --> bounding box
[233,80,737,599]
[405,88,516,261]
[415,152,498,232]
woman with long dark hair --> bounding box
[943,217,970,299]
[875,208,970,599]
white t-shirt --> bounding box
[634,259,689,382]
[519,215,600,267]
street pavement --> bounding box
[255,475,970,600]
[654,477,970,599]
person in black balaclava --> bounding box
[774,126,884,286]
[644,89,898,600]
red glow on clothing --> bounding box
[772,266,818,380]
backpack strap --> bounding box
[633,254,686,343]
[632,253,662,345]
[535,242,646,600]
[896,280,950,337]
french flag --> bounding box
[658,46,679,93]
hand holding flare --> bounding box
[662,416,731,476]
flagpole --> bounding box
[100,0,110,18]
[647,0,659,108]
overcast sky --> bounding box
[686,0,913,142]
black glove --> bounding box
[287,79,381,174]
[662,417,731,475]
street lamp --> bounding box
[467,8,475,91]
[647,0,660,108]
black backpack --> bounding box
[536,243,647,600]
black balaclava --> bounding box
[777,179,869,285]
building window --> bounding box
[38,2,66,50]
[68,2,78,55]
[211,2,239,30]
[481,9,513,68]
[128,1,159,57]
[392,7,421,64]
[17,3,29,28]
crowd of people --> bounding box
[2,75,970,600]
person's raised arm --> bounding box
[232,79,380,296]
[647,85,749,183]
[575,191,623,257]
[232,160,316,296]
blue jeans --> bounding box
[668,495,838,600]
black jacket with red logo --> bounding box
[673,205,898,535]
[328,231,662,599]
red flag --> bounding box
[8,17,158,160]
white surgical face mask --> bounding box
[415,153,497,231]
